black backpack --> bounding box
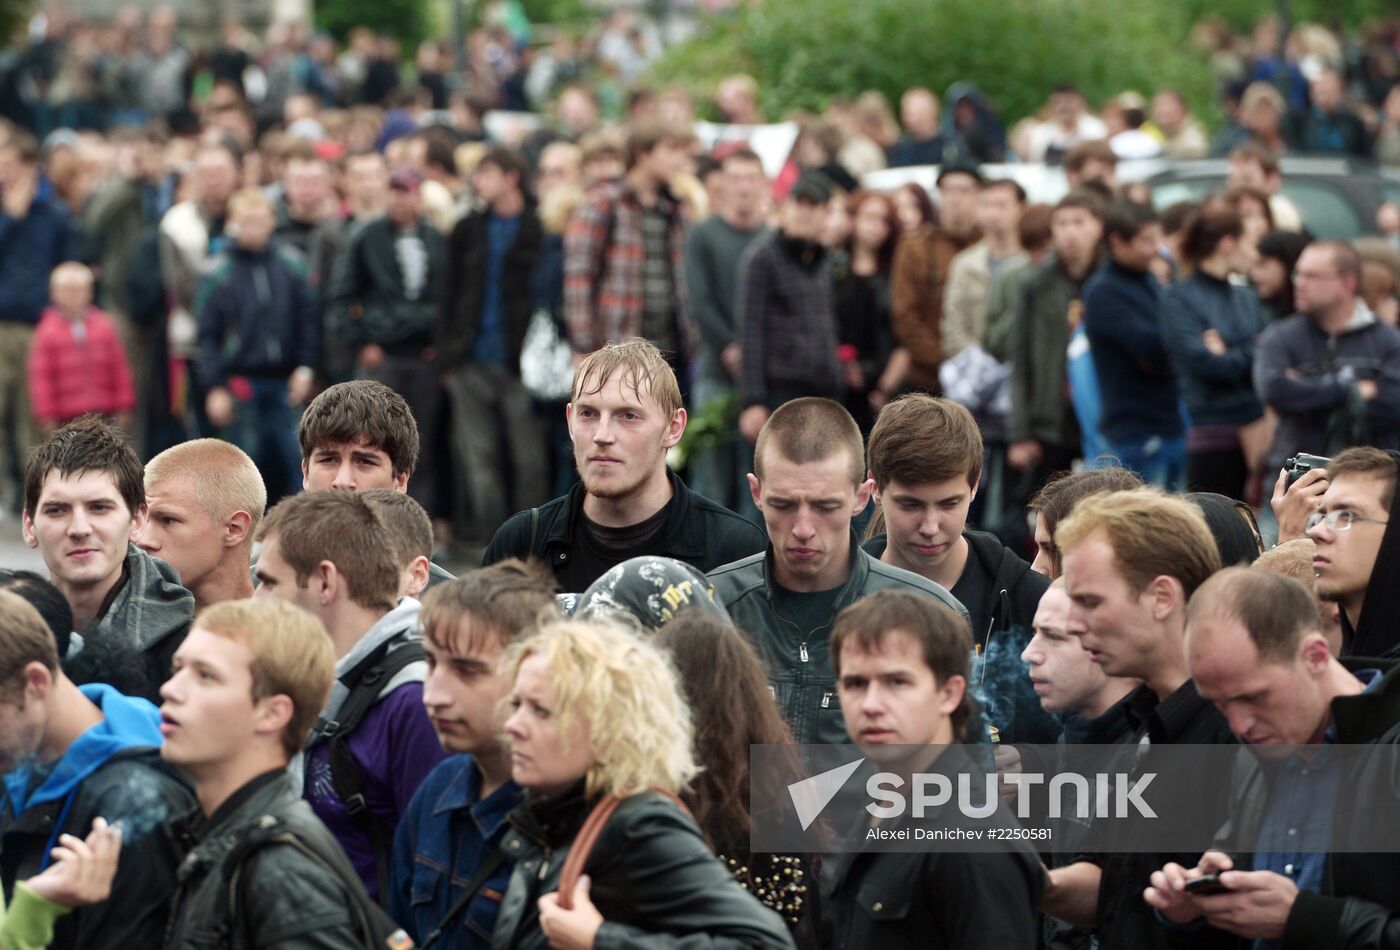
[307,634,426,904]
[222,811,414,949]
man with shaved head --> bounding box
[138,438,266,609]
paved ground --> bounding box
[0,517,44,572]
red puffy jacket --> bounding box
[27,306,136,424]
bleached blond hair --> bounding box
[504,619,699,799]
[146,438,267,534]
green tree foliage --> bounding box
[650,0,1239,127]
[315,0,433,51]
[1174,0,1393,31]
[0,0,31,49]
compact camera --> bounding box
[1284,453,1332,487]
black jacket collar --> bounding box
[551,470,705,559]
[1331,661,1400,744]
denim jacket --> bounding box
[388,756,523,947]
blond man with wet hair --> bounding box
[138,438,266,610]
[484,337,764,591]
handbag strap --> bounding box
[556,788,690,910]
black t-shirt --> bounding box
[949,546,992,649]
[770,582,847,663]
[563,501,672,593]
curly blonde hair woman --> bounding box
[494,619,795,950]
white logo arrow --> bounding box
[787,757,865,831]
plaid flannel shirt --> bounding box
[563,179,696,359]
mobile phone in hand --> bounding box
[1183,873,1230,896]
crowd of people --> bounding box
[0,3,1400,950]
[0,6,1398,552]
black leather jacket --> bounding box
[0,747,194,950]
[491,783,795,950]
[163,769,370,949]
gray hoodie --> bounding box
[65,544,194,704]
[289,597,425,788]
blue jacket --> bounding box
[194,241,320,391]
[1083,260,1182,442]
[389,756,522,947]
[0,684,196,949]
[0,196,77,324]
[1160,271,1267,428]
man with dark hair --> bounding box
[1306,447,1400,657]
[1147,567,1400,947]
[326,165,447,515]
[821,588,1044,948]
[1041,489,1233,949]
[711,397,966,745]
[298,379,419,492]
[21,418,193,703]
[296,379,453,587]
[485,338,764,590]
[1254,240,1400,473]
[1007,190,1104,486]
[735,172,841,444]
[439,146,548,542]
[564,121,695,373]
[389,563,561,946]
[0,571,74,660]
[864,394,1056,743]
[890,165,982,393]
[0,590,194,949]
[0,130,78,502]
[685,148,769,509]
[1083,201,1183,487]
[252,491,446,900]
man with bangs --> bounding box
[21,417,193,703]
[389,561,560,947]
[297,380,453,588]
[484,338,764,591]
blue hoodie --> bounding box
[3,684,162,824]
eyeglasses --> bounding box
[1305,509,1389,532]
